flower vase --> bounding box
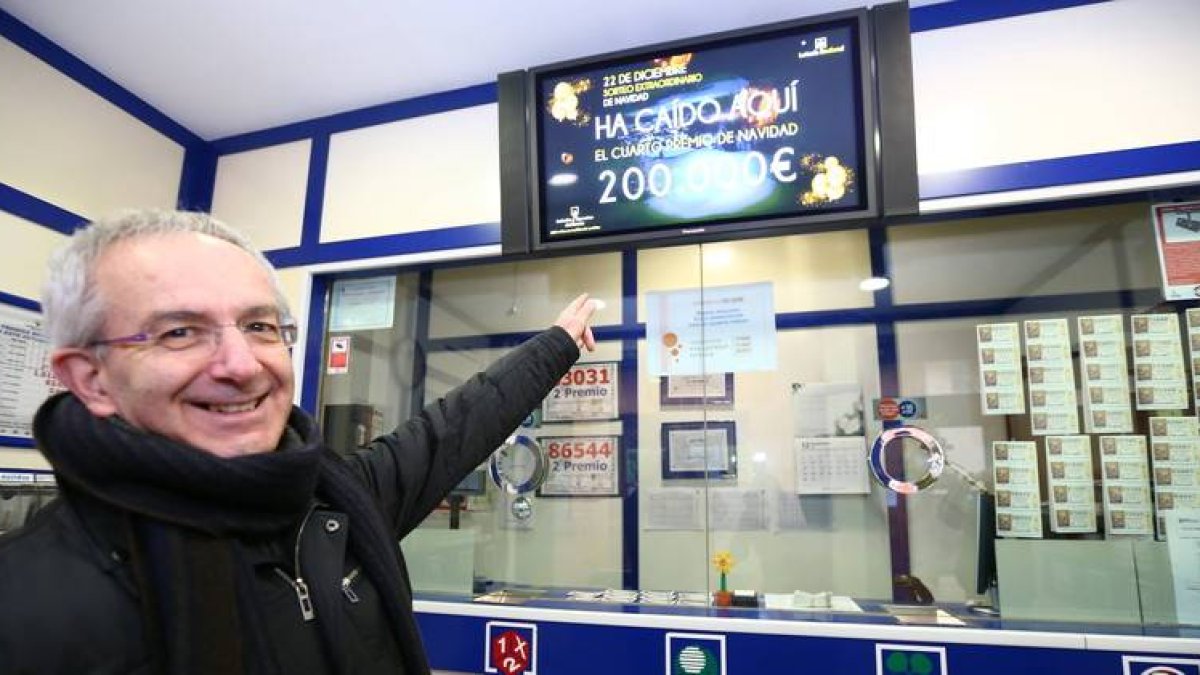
[714,572,732,606]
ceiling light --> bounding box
[859,277,890,292]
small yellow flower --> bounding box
[711,550,735,574]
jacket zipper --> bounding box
[275,505,317,622]
[341,567,362,604]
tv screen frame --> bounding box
[513,8,881,253]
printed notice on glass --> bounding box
[642,488,703,530]
[977,323,1025,415]
[1149,416,1200,539]
[662,373,733,406]
[1079,315,1133,433]
[1164,509,1200,625]
[1185,308,1200,411]
[1045,436,1097,534]
[793,437,869,495]
[992,441,1043,538]
[329,276,396,331]
[542,362,619,421]
[644,282,777,377]
[1099,435,1154,536]
[1024,319,1078,435]
[1151,200,1200,301]
[706,488,767,531]
[1130,313,1188,411]
[791,382,865,438]
[0,304,66,439]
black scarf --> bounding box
[34,393,417,675]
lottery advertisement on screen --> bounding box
[530,12,873,248]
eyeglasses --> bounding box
[88,319,299,353]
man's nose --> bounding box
[207,326,264,379]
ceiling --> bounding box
[0,0,939,141]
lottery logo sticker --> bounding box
[876,644,947,675]
[485,621,537,675]
[665,632,725,675]
[1122,656,1200,675]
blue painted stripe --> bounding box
[0,182,87,235]
[0,9,202,149]
[0,437,36,449]
[300,135,330,248]
[920,141,1200,201]
[910,0,1111,33]
[210,83,498,155]
[177,144,217,212]
[0,290,42,312]
[264,222,501,269]
[619,249,639,591]
[416,287,1161,354]
[867,227,893,311]
[426,324,630,353]
[299,275,329,415]
[410,270,433,419]
[882,289,1161,320]
[866,226,912,594]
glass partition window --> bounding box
[315,196,1198,629]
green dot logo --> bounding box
[675,646,717,675]
[877,646,945,675]
[886,651,934,674]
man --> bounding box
[0,209,597,674]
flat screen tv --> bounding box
[501,8,896,253]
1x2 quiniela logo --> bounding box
[666,633,725,675]
[797,35,847,60]
[553,205,598,233]
[484,621,537,675]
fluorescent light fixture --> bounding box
[702,246,733,267]
[859,276,890,292]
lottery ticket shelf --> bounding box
[414,590,1200,675]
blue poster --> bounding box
[645,282,777,377]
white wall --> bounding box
[0,37,184,218]
[211,139,311,252]
[912,0,1200,175]
[321,105,502,242]
[0,34,185,465]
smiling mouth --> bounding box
[202,395,267,414]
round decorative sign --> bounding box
[868,426,945,494]
[488,434,548,495]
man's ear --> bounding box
[51,349,118,417]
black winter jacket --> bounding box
[0,327,578,675]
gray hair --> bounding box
[42,209,293,348]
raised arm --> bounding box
[555,293,599,353]
[350,294,600,536]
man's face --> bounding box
[75,232,295,457]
